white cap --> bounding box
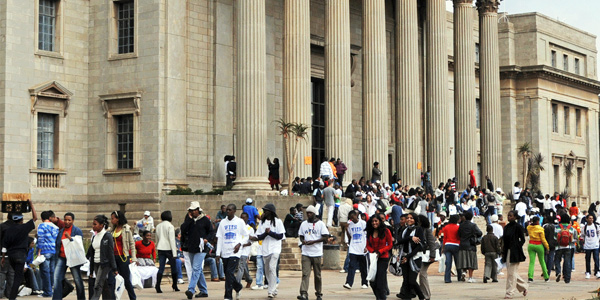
[306,205,318,215]
[246,198,253,204]
[496,188,503,193]
[144,211,151,216]
[188,201,202,211]
[491,214,498,222]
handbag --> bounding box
[114,274,125,300]
[129,263,144,289]
[63,236,88,267]
[388,254,402,276]
[62,279,75,298]
[366,252,378,282]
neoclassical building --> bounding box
[0,0,598,217]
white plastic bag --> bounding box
[17,285,32,297]
[129,263,144,289]
[495,257,506,271]
[63,236,87,267]
[114,274,125,300]
[438,252,446,273]
[366,252,378,282]
[32,254,46,266]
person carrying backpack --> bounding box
[582,214,600,279]
[554,213,578,283]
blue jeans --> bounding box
[343,251,350,272]
[427,212,435,230]
[187,252,208,294]
[255,255,264,286]
[519,215,526,228]
[485,207,496,224]
[585,248,600,274]
[175,258,183,280]
[25,268,41,291]
[206,257,225,279]
[52,257,85,300]
[545,249,556,272]
[555,248,573,281]
[40,253,56,297]
[444,244,460,283]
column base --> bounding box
[231,177,272,191]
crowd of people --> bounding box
[1,161,599,300]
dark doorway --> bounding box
[311,78,325,179]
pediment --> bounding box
[29,81,73,99]
[29,81,73,116]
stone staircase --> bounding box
[280,237,302,270]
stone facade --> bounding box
[0,1,598,225]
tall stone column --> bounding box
[426,0,450,185]
[477,0,502,188]
[284,0,311,179]
[363,0,388,181]
[396,0,421,186]
[453,0,477,189]
[325,0,352,185]
[233,0,269,190]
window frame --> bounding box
[574,58,580,75]
[563,54,569,71]
[564,106,570,135]
[551,50,557,68]
[37,113,57,169]
[551,103,558,133]
[475,98,481,130]
[34,0,64,58]
[109,0,137,60]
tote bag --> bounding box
[63,236,87,267]
[366,252,378,282]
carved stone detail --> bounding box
[476,0,500,14]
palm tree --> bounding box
[275,119,309,195]
[526,153,545,193]
[518,142,532,188]
[563,160,574,194]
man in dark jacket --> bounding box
[344,179,358,199]
[0,214,15,298]
[181,201,214,299]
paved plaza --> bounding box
[45,251,596,300]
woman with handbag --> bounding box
[110,211,137,300]
[155,210,180,293]
[87,215,118,300]
[366,214,394,300]
[396,212,426,300]
[52,212,85,300]
[502,210,528,299]
[418,214,439,300]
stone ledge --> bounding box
[102,168,142,176]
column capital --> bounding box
[453,0,474,5]
[476,0,500,14]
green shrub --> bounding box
[168,186,193,195]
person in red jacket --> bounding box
[366,215,393,300]
[469,170,477,189]
[135,230,157,265]
[441,214,461,283]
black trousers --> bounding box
[370,256,390,300]
[222,257,242,299]
[7,253,26,300]
[398,260,425,300]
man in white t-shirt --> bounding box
[343,210,368,289]
[252,204,285,299]
[236,212,255,289]
[297,205,330,300]
[216,204,249,300]
[515,199,528,227]
[582,215,600,279]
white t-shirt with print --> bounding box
[584,223,600,250]
[255,218,286,256]
[216,216,248,258]
[347,219,367,255]
[298,220,330,257]
[240,224,255,257]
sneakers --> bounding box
[178,278,185,284]
[297,295,308,300]
[268,293,274,299]
[467,277,476,283]
[498,272,504,275]
[556,274,561,282]
[251,285,265,290]
[340,269,347,273]
[361,284,368,289]
[355,269,360,273]
[343,283,351,289]
[586,272,591,279]
[236,290,241,300]
[596,271,600,278]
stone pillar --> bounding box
[284,0,312,179]
[325,0,352,185]
[426,0,450,185]
[477,0,502,188]
[233,0,269,190]
[363,0,388,181]
[453,0,477,189]
[396,0,421,186]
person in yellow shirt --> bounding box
[527,216,549,282]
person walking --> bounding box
[322,181,336,227]
[236,212,254,289]
[155,210,179,293]
[418,215,439,300]
[181,201,214,299]
[458,211,482,283]
[253,204,285,299]
[267,158,281,191]
[583,214,600,279]
[52,212,85,300]
[554,213,578,283]
[37,210,59,298]
[2,200,37,300]
[343,210,368,290]
[395,213,425,300]
[481,225,500,283]
[109,211,137,300]
[502,211,528,299]
[216,204,249,300]
[441,214,461,283]
[526,216,549,282]
[88,215,117,300]
[297,205,330,300]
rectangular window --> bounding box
[311,78,325,179]
[38,0,56,51]
[475,43,480,64]
[552,103,558,133]
[117,1,134,54]
[577,167,583,196]
[554,165,560,192]
[475,98,481,129]
[37,113,56,169]
[563,54,569,71]
[575,58,580,75]
[116,114,134,169]
[564,106,570,135]
[576,109,581,137]
[551,50,557,67]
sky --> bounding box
[446,0,600,74]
